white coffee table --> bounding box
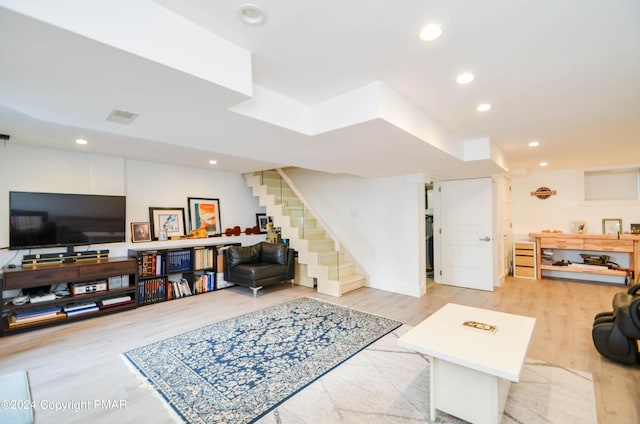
[398,303,535,424]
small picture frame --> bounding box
[131,222,152,243]
[149,207,186,240]
[571,221,586,234]
[631,224,640,235]
[188,197,222,236]
[256,213,272,233]
[602,218,622,235]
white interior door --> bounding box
[439,178,494,291]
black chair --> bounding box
[223,242,295,298]
[592,284,640,364]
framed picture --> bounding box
[149,207,186,240]
[188,197,221,236]
[602,218,622,235]
[131,222,152,243]
[571,221,586,234]
[256,213,272,233]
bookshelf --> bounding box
[128,242,241,306]
[1,257,137,335]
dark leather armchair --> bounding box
[592,284,640,364]
[223,242,295,297]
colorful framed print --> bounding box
[188,197,221,236]
[149,207,186,240]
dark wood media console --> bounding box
[1,257,137,335]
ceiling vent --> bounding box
[106,109,139,125]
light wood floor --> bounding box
[0,277,638,424]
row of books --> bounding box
[138,277,168,304]
[138,252,163,277]
[167,249,192,273]
[193,247,215,270]
[7,296,133,328]
[168,278,193,299]
[193,272,216,294]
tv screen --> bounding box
[9,191,126,250]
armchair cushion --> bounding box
[227,243,261,268]
[261,242,288,265]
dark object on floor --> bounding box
[223,242,295,297]
[592,283,640,364]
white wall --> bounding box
[511,168,640,238]
[511,168,640,283]
[287,169,426,297]
[0,144,263,266]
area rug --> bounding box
[258,326,598,424]
[0,370,34,424]
[123,297,402,423]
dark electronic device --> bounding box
[9,191,126,251]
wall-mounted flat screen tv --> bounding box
[9,191,126,250]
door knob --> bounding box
[479,236,491,241]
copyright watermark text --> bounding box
[1,399,127,412]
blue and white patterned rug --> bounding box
[123,297,402,423]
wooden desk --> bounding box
[528,233,640,284]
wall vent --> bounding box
[106,109,138,125]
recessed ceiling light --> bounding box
[529,141,540,147]
[237,3,267,26]
[209,160,217,165]
[456,72,474,84]
[419,24,443,42]
[476,103,491,112]
[75,138,88,145]
[539,162,548,167]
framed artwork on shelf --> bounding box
[256,213,272,233]
[188,197,221,236]
[149,207,186,240]
[571,221,586,234]
[131,222,152,243]
[602,218,622,235]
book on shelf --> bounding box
[8,312,66,327]
[63,302,98,313]
[180,278,193,296]
[65,306,99,317]
[99,296,133,307]
[15,306,61,320]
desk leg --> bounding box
[431,358,511,424]
[430,357,437,422]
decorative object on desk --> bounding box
[631,223,640,235]
[571,221,587,234]
[149,207,186,240]
[123,297,401,424]
[462,320,498,334]
[531,186,557,199]
[187,197,221,236]
[158,230,168,241]
[602,218,622,235]
[256,213,273,233]
[131,222,151,243]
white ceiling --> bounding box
[1,0,639,180]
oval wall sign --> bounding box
[531,187,557,199]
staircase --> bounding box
[245,169,367,297]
